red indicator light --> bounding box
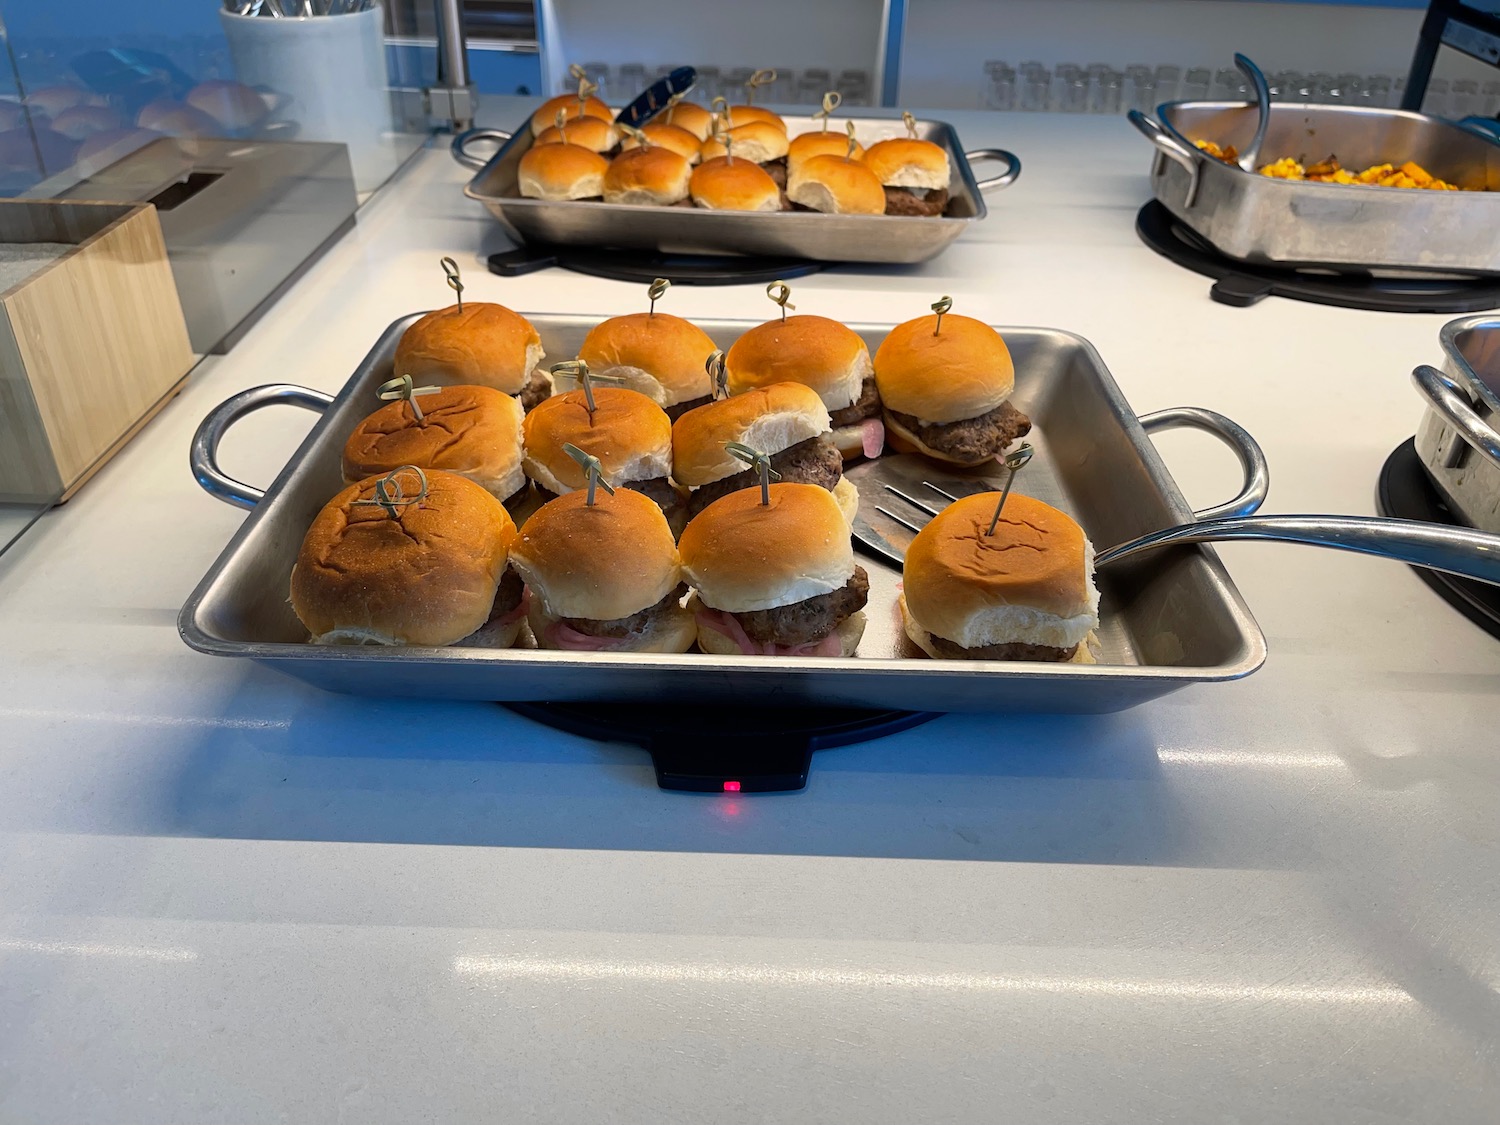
[723,780,741,792]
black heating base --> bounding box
[488,246,828,286]
[1377,438,1500,641]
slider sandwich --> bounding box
[518,139,609,200]
[672,381,858,521]
[395,300,549,411]
[690,154,781,212]
[660,99,714,141]
[725,305,884,460]
[900,491,1098,662]
[290,467,525,648]
[787,128,865,175]
[341,382,533,518]
[533,115,619,153]
[863,115,953,216]
[603,139,692,205]
[699,121,790,188]
[522,381,687,534]
[786,149,886,215]
[621,121,703,163]
[530,91,612,137]
[874,304,1030,464]
[510,484,695,653]
[578,305,719,419]
[680,482,868,657]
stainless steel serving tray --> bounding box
[1414,315,1500,531]
[1130,101,1500,275]
[180,313,1267,714]
[451,114,1020,265]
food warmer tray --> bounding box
[1130,101,1500,276]
[180,313,1267,714]
[451,114,1020,265]
[1413,314,1500,532]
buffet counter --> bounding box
[0,102,1496,1122]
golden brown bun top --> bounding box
[724,105,787,133]
[787,153,886,215]
[394,303,543,395]
[341,385,521,481]
[862,137,951,188]
[621,122,702,161]
[902,492,1092,634]
[522,387,672,490]
[530,93,612,135]
[578,312,717,405]
[510,487,681,621]
[788,130,865,167]
[698,121,789,163]
[136,98,220,136]
[519,142,609,193]
[185,80,268,129]
[661,101,714,141]
[725,315,871,408]
[602,145,692,201]
[689,156,781,211]
[679,483,855,613]
[672,382,829,486]
[534,115,618,152]
[873,313,1014,423]
[290,469,515,646]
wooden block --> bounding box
[0,200,195,503]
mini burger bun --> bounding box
[786,153,886,215]
[873,312,1014,423]
[723,105,787,133]
[603,146,692,205]
[578,312,718,408]
[530,93,613,136]
[510,486,683,625]
[341,384,525,503]
[621,122,703,162]
[899,597,1095,663]
[394,303,544,397]
[661,101,714,141]
[519,142,609,200]
[522,386,673,495]
[725,314,871,413]
[290,469,516,647]
[698,121,789,165]
[900,492,1098,653]
[679,482,854,614]
[690,156,780,212]
[534,115,618,153]
[862,136,951,190]
[787,130,865,172]
[671,382,830,487]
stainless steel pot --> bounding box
[1414,315,1500,531]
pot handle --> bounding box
[190,384,335,511]
[1140,407,1270,520]
[1127,109,1203,207]
[966,148,1022,192]
[451,127,512,171]
[1412,364,1500,469]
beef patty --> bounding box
[926,634,1077,662]
[665,394,712,422]
[501,480,531,513]
[518,369,552,412]
[888,400,1031,463]
[563,582,687,639]
[488,567,525,620]
[883,186,950,217]
[687,433,843,517]
[763,157,787,189]
[828,374,881,428]
[727,567,870,646]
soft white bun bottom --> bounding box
[528,600,696,652]
[519,170,605,200]
[524,445,673,497]
[311,614,522,650]
[694,604,866,657]
[524,343,546,384]
[881,163,950,190]
[900,594,1097,661]
[786,179,851,214]
[585,363,668,406]
[604,186,688,206]
[684,401,831,485]
[831,423,870,461]
[832,477,859,526]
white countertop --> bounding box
[1,104,1498,1123]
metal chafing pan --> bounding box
[451,114,1020,264]
[180,312,1268,714]
[1414,315,1500,531]
[1130,101,1500,275]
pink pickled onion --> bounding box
[861,417,885,459]
[543,618,626,652]
[696,609,843,656]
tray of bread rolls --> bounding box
[452,91,1021,265]
[181,286,1266,714]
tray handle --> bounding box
[451,127,512,171]
[1127,109,1202,207]
[1139,407,1269,520]
[190,384,334,511]
[965,148,1022,192]
[1412,364,1500,470]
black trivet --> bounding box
[1136,200,1500,313]
[488,246,828,285]
[1377,437,1500,640]
[503,703,940,792]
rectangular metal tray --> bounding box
[179,313,1266,714]
[458,114,1015,265]
[1135,101,1500,275]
